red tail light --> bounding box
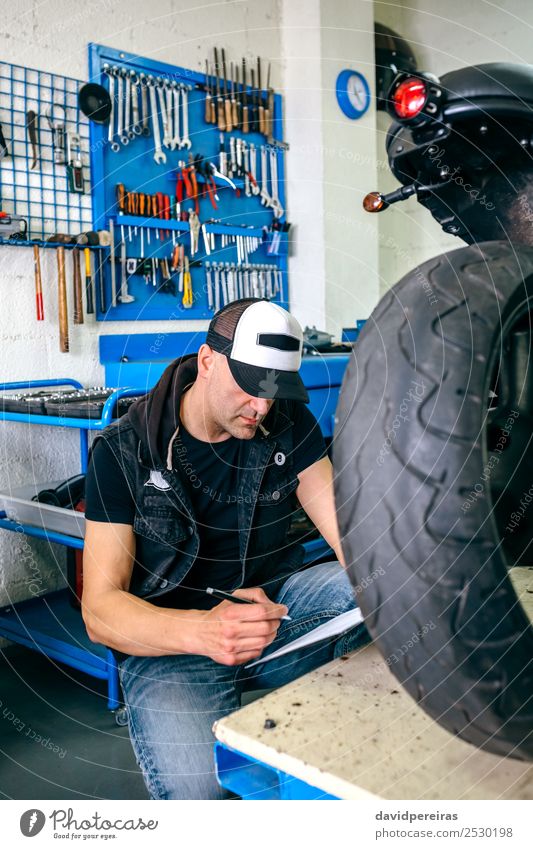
[392,78,428,119]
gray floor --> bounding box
[0,644,148,800]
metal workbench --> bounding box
[213,567,533,800]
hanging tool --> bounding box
[33,245,44,321]
[95,249,105,314]
[166,81,175,149]
[140,74,151,136]
[109,219,117,307]
[260,145,272,207]
[189,210,200,255]
[205,60,214,123]
[242,58,249,133]
[233,62,240,130]
[250,68,259,133]
[115,68,126,147]
[0,212,27,239]
[104,65,119,152]
[182,255,193,307]
[148,77,166,164]
[230,62,238,129]
[156,191,165,240]
[180,85,192,149]
[172,82,181,147]
[84,248,94,314]
[119,239,135,303]
[214,47,226,132]
[205,261,214,310]
[157,78,172,150]
[57,246,69,352]
[26,110,39,169]
[221,48,232,131]
[0,120,9,158]
[46,103,66,165]
[269,147,284,218]
[66,133,84,193]
[131,72,142,135]
[72,248,84,324]
[257,57,265,134]
[124,70,134,140]
[265,63,274,142]
[213,263,220,311]
[249,143,260,195]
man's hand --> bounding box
[191,587,288,666]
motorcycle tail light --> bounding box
[392,77,428,119]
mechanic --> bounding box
[81,298,368,800]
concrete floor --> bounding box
[0,644,148,800]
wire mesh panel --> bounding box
[0,61,93,241]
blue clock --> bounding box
[336,70,371,119]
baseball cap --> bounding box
[205,298,309,402]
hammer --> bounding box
[56,247,69,352]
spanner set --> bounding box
[102,64,193,161]
[88,43,289,322]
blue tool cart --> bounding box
[87,43,289,321]
[214,743,339,800]
[0,379,144,713]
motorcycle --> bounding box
[334,62,533,760]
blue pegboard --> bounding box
[87,43,289,321]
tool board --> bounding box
[88,43,289,322]
[0,59,93,242]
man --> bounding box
[82,298,367,800]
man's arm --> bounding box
[295,456,346,567]
[82,519,287,664]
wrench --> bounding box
[260,145,272,207]
[123,71,133,142]
[115,69,128,146]
[249,143,260,195]
[269,147,284,218]
[157,79,172,149]
[109,66,121,152]
[103,65,116,150]
[165,83,176,150]
[243,141,251,196]
[180,84,192,149]
[140,74,151,136]
[131,72,142,136]
[148,78,167,165]
[172,83,181,147]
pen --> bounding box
[206,587,292,621]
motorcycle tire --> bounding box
[334,241,533,760]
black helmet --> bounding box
[368,63,533,243]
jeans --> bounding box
[118,561,368,800]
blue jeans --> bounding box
[118,561,368,800]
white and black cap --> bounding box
[206,298,308,402]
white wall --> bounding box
[0,0,381,613]
[374,0,533,295]
[0,0,286,611]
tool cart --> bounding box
[0,379,143,716]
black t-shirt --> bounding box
[85,403,326,608]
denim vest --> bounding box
[94,401,305,603]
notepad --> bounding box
[245,606,365,669]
